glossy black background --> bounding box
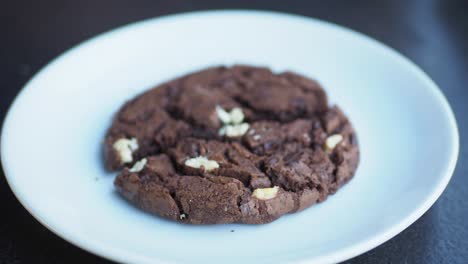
[1,0,467,263]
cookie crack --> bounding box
[168,189,185,218]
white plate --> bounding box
[0,10,459,264]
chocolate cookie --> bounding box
[104,65,359,224]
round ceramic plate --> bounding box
[1,10,459,264]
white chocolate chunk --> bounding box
[216,105,245,125]
[216,106,249,137]
[252,186,279,200]
[229,107,245,124]
[113,138,139,164]
[218,126,227,136]
[325,134,343,152]
[216,105,232,124]
[185,156,220,171]
[180,213,186,220]
[253,134,262,141]
[219,123,250,137]
[129,158,147,173]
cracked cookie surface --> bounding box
[105,65,359,224]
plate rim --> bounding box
[0,9,459,264]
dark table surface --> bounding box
[1,0,467,263]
